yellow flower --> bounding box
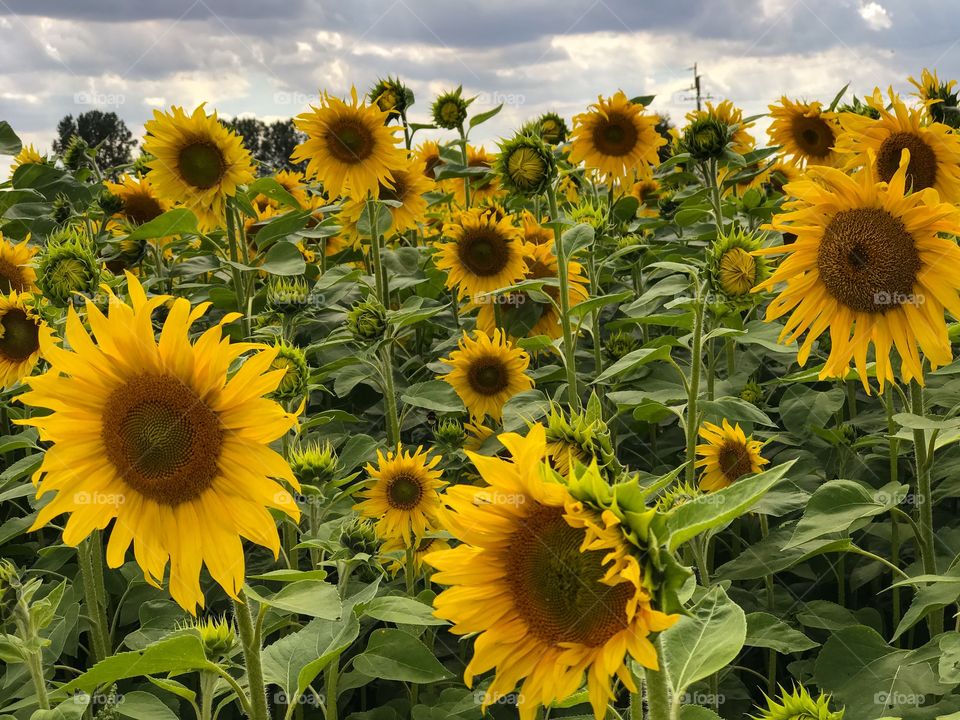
[20,273,300,614]
[440,330,533,421]
[755,150,960,392]
[143,104,256,231]
[0,235,38,295]
[380,533,451,575]
[10,144,44,174]
[452,145,501,206]
[292,87,407,201]
[767,97,840,167]
[0,292,52,388]
[104,174,170,226]
[425,424,678,720]
[354,445,444,542]
[696,419,768,491]
[570,91,664,179]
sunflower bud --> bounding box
[346,296,388,341]
[706,228,769,308]
[604,330,639,361]
[37,230,101,307]
[655,480,702,512]
[98,190,124,216]
[266,276,310,315]
[340,517,379,557]
[740,380,764,407]
[535,112,569,145]
[368,76,412,122]
[62,136,90,171]
[433,418,467,449]
[132,152,155,176]
[496,134,556,197]
[431,87,470,130]
[52,193,73,225]
[0,560,19,621]
[194,617,236,660]
[269,342,309,401]
[288,441,340,486]
[680,116,730,161]
[543,404,620,480]
[751,685,844,720]
[570,201,606,233]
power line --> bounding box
[680,62,713,112]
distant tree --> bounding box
[225,117,305,175]
[224,116,266,160]
[53,110,136,172]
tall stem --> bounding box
[644,637,673,720]
[224,200,250,339]
[77,534,111,663]
[546,184,581,412]
[199,671,217,720]
[325,658,340,720]
[380,343,401,446]
[684,285,706,484]
[366,199,389,308]
[885,387,902,643]
[14,603,49,710]
[910,381,943,636]
[457,127,471,208]
[234,593,269,720]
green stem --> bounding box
[684,284,706,484]
[199,671,217,720]
[14,603,49,710]
[885,387,902,643]
[234,593,269,720]
[366,198,389,308]
[324,658,340,720]
[644,636,673,720]
[77,534,111,663]
[405,545,417,596]
[457,127,471,208]
[704,159,724,238]
[629,669,644,720]
[546,184,581,412]
[224,200,250,339]
[380,343,401,446]
[759,515,776,694]
[910,381,943,636]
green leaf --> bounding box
[253,209,312,249]
[894,565,960,640]
[30,697,89,720]
[744,612,818,653]
[612,195,640,222]
[679,708,723,720]
[784,480,906,549]
[353,629,452,683]
[246,177,302,209]
[592,346,672,385]
[361,596,447,626]
[244,580,342,619]
[561,223,595,257]
[468,104,503,129]
[0,121,22,156]
[125,209,199,241]
[116,691,178,720]
[246,569,329,583]
[660,585,747,696]
[259,241,306,276]
[401,380,466,413]
[699,397,775,427]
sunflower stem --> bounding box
[224,199,250,339]
[910,380,943,636]
[404,544,416,596]
[77,533,111,664]
[379,343,401,447]
[643,637,673,720]
[546,183,581,412]
[366,198,389,308]
[234,592,269,720]
[703,159,724,239]
[13,600,49,710]
[324,657,340,720]
[199,670,217,720]
[457,126,471,208]
[684,281,706,484]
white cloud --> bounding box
[859,2,892,31]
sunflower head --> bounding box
[288,440,340,488]
[910,68,960,127]
[36,230,100,307]
[767,97,839,167]
[433,417,467,449]
[696,419,769,492]
[740,379,764,407]
[10,144,46,174]
[431,87,471,130]
[269,342,309,401]
[103,174,169,226]
[266,276,310,315]
[339,517,380,557]
[570,91,665,179]
[346,296,388,341]
[0,236,38,296]
[706,227,769,306]
[534,111,569,145]
[495,133,556,196]
[368,76,412,121]
[62,136,90,171]
[605,330,639,360]
[680,115,730,161]
[543,402,621,480]
[0,291,51,389]
[751,685,844,720]
[186,616,237,661]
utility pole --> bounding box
[682,63,713,111]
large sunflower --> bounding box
[292,87,407,201]
[20,273,300,614]
[425,424,678,720]
[475,242,589,340]
[104,174,170,226]
[440,330,533,421]
[686,99,755,155]
[835,87,960,203]
[767,97,840,167]
[754,151,960,391]
[0,292,51,388]
[354,445,444,542]
[143,105,255,231]
[434,208,528,301]
[570,91,665,179]
[696,419,768,492]
[0,236,38,295]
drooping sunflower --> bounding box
[0,292,51,388]
[696,419,768,492]
[0,236,38,294]
[434,208,527,301]
[767,97,840,167]
[292,87,407,201]
[20,273,301,614]
[686,99,755,155]
[104,174,170,226]
[143,105,255,231]
[354,446,444,542]
[425,424,679,720]
[440,330,533,421]
[475,242,589,340]
[835,87,960,203]
[755,151,960,391]
[570,91,665,179]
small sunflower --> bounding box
[836,87,960,203]
[368,76,411,121]
[452,145,500,206]
[10,144,45,174]
[143,105,255,231]
[425,424,679,720]
[415,140,444,180]
[340,156,433,241]
[380,533,451,575]
[534,111,569,145]
[570,91,665,179]
[707,228,769,305]
[909,68,960,127]
[292,87,407,201]
[354,445,444,542]
[440,330,533,422]
[0,292,51,388]
[696,419,768,492]
[755,151,960,391]
[104,174,170,226]
[520,210,553,246]
[434,208,527,301]
[767,97,840,167]
[21,273,301,614]
[686,100,755,155]
[0,236,38,295]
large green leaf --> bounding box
[744,612,818,653]
[785,479,906,549]
[244,580,342,619]
[0,121,22,156]
[361,596,447,626]
[352,629,452,683]
[125,208,199,241]
[401,381,465,413]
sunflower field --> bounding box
[4,68,960,720]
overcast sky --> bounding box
[0,0,956,161]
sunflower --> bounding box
[835,87,960,203]
[143,105,255,231]
[415,140,444,181]
[696,419,768,492]
[425,424,678,720]
[434,208,528,301]
[707,228,769,305]
[686,100,755,155]
[767,97,840,167]
[909,68,960,127]
[380,533,451,575]
[0,292,51,388]
[340,156,433,243]
[464,420,495,452]
[252,169,311,213]
[104,174,170,226]
[452,146,501,206]
[292,87,407,201]
[440,330,533,421]
[570,91,665,179]
[20,273,301,614]
[755,151,960,391]
[10,144,45,174]
[475,242,589,340]
[0,236,38,295]
[520,210,553,246]
[354,445,444,542]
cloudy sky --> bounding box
[0,0,955,160]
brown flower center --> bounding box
[791,115,835,159]
[122,193,165,226]
[178,141,226,190]
[324,117,374,165]
[0,308,39,362]
[875,131,938,191]
[0,258,28,294]
[456,226,512,277]
[718,441,754,483]
[386,472,424,510]
[466,356,510,396]
[591,111,639,157]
